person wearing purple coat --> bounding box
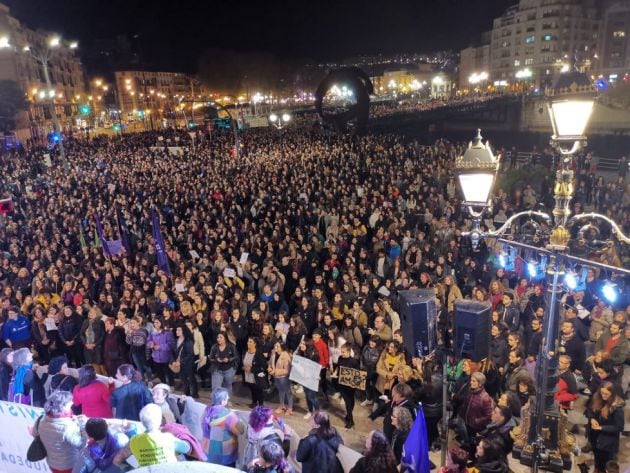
[147,318,174,385]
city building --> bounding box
[598,0,630,80]
[489,0,600,88]
[0,2,86,140]
[458,32,491,91]
[114,70,195,126]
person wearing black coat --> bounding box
[369,382,417,443]
[490,326,508,369]
[587,382,626,473]
[58,307,84,368]
[296,411,344,473]
[173,325,198,398]
[81,309,106,370]
[333,345,359,428]
[559,321,586,373]
[242,336,268,407]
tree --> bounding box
[0,80,27,133]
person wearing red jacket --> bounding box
[456,371,493,449]
[312,329,330,402]
[73,365,114,418]
[555,355,578,410]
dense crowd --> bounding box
[0,125,628,473]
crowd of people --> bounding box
[0,124,628,473]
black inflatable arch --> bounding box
[314,67,373,134]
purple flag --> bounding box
[94,213,112,258]
[151,207,171,277]
[116,205,131,254]
[105,239,125,257]
[402,403,430,473]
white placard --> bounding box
[239,253,249,265]
[107,184,116,193]
[175,283,186,293]
[44,318,57,331]
[189,250,200,259]
[289,354,321,392]
[223,268,236,278]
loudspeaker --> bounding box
[398,289,437,357]
[454,300,491,362]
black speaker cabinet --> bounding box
[454,300,492,362]
[398,289,437,357]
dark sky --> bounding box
[3,0,512,72]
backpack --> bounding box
[243,427,286,468]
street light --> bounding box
[455,72,630,473]
[0,34,78,168]
[454,129,499,247]
[546,71,596,155]
[269,112,291,129]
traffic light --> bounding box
[137,110,145,118]
[80,105,91,116]
[113,124,121,132]
[188,120,196,129]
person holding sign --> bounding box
[333,343,359,429]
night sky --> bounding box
[3,0,512,72]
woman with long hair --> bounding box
[174,324,198,398]
[72,364,113,418]
[286,315,307,353]
[147,317,174,386]
[247,439,294,473]
[270,341,293,415]
[243,336,268,407]
[208,331,238,397]
[587,381,625,473]
[391,406,413,463]
[296,338,320,419]
[81,306,106,375]
[475,438,509,473]
[296,411,344,473]
[349,430,397,473]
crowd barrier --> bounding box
[0,375,362,473]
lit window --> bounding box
[543,34,555,41]
[514,59,521,66]
[613,30,626,38]
[525,58,534,65]
[525,35,535,44]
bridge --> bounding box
[368,94,630,169]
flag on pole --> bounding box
[151,207,171,277]
[94,213,112,258]
[116,205,131,253]
[401,403,430,473]
[93,228,101,248]
[106,239,126,256]
[79,225,87,250]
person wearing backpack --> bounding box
[296,411,344,473]
[243,406,288,470]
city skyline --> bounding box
[2,0,511,72]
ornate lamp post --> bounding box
[455,72,630,473]
[269,112,291,130]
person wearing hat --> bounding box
[151,383,184,424]
[455,371,493,449]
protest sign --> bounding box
[338,366,367,390]
[289,355,321,392]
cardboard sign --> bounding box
[338,366,367,390]
[289,354,321,392]
[223,268,236,278]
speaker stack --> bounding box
[398,289,437,357]
[454,300,492,362]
